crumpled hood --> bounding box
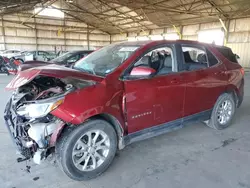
[19,60,52,72]
[6,65,103,90]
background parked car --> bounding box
[25,51,57,61]
[19,50,94,71]
[3,50,56,63]
[0,49,22,58]
[51,50,93,66]
[10,51,29,63]
[56,50,68,57]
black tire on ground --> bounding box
[205,93,236,130]
[55,119,117,181]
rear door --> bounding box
[123,44,185,133]
[178,43,228,117]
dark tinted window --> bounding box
[216,47,238,63]
[206,49,219,67]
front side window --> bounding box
[74,44,140,76]
[130,46,174,76]
[182,46,208,71]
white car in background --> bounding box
[0,49,22,58]
[12,50,57,63]
[24,51,56,61]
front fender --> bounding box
[50,82,125,129]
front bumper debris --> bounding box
[4,98,65,164]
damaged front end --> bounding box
[4,76,74,164]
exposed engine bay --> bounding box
[4,76,75,164]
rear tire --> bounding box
[205,93,236,130]
[56,120,117,181]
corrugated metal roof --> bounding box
[1,0,250,34]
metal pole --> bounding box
[63,18,66,51]
[34,18,38,51]
[1,16,6,50]
[87,25,90,50]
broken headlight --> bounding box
[16,97,64,118]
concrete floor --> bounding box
[0,72,250,188]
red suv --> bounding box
[4,40,244,181]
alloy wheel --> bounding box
[72,130,110,172]
[217,99,233,125]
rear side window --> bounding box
[216,47,238,63]
[206,49,219,67]
[181,46,208,71]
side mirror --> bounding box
[130,66,156,76]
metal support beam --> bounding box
[34,18,38,51]
[219,18,228,32]
[95,0,150,30]
[66,2,124,33]
[87,25,90,50]
[63,17,66,51]
[179,25,183,40]
[21,0,58,25]
[51,5,110,34]
[173,25,182,39]
[1,16,6,50]
[207,0,228,18]
[223,19,230,46]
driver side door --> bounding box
[123,45,185,134]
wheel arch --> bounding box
[225,85,240,107]
[86,113,126,150]
[89,113,124,137]
[54,113,125,150]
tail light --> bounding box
[240,68,245,76]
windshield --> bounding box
[73,44,139,76]
[52,52,75,62]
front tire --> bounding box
[206,93,236,130]
[56,120,117,181]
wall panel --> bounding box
[227,43,250,67]
[0,15,110,52]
